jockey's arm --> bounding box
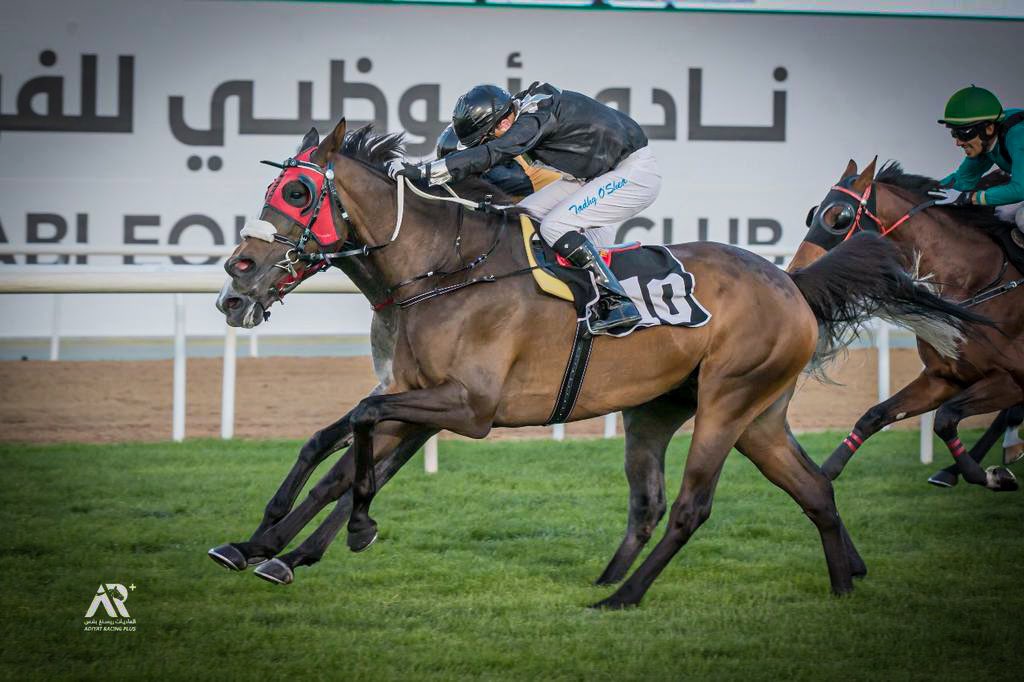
[976,126,1024,206]
[442,115,546,183]
[940,156,990,192]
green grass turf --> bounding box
[0,431,1021,681]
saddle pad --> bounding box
[520,216,711,337]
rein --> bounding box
[246,150,532,310]
[831,181,1024,308]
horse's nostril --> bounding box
[224,297,242,311]
[227,257,254,276]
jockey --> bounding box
[390,82,662,333]
[929,86,1024,246]
[434,123,561,201]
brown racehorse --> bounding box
[790,159,1020,492]
[214,121,984,608]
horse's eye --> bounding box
[833,204,855,229]
[816,202,857,235]
[282,181,310,208]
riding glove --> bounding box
[385,160,421,181]
[928,188,973,206]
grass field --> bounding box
[1,431,1021,681]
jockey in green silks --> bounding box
[929,85,1024,246]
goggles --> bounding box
[949,122,989,142]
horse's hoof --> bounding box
[1004,443,1024,466]
[347,527,379,553]
[927,470,958,488]
[986,466,1019,492]
[208,543,249,571]
[253,558,294,585]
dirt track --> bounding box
[0,348,997,444]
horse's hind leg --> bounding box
[735,397,858,593]
[592,367,792,610]
[595,388,696,586]
[253,428,436,585]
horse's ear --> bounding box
[312,118,347,166]
[841,159,857,180]
[852,156,877,192]
[299,127,319,153]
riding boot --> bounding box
[551,231,642,333]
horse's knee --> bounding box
[351,398,384,432]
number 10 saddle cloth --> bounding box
[519,215,711,337]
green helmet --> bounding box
[938,85,1003,126]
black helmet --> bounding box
[452,85,514,147]
[435,124,461,159]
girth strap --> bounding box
[546,320,595,425]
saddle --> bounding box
[518,215,710,337]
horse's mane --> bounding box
[875,160,1007,238]
[339,125,525,213]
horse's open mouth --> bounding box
[240,300,269,329]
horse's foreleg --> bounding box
[595,391,695,586]
[239,421,420,561]
[821,372,958,480]
[252,411,356,536]
[208,409,359,570]
[933,373,1021,492]
[348,382,490,552]
[252,428,436,585]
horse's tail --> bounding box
[789,231,991,367]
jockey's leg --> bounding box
[536,147,662,332]
[551,231,642,332]
[997,201,1024,247]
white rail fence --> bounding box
[0,244,935,466]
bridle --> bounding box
[815,175,1023,308]
[241,147,529,310]
[821,175,937,241]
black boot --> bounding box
[552,231,642,333]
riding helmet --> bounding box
[435,124,461,159]
[938,85,1003,126]
[452,85,514,147]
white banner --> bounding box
[0,0,1020,337]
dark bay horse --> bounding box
[790,159,1019,492]
[215,121,983,608]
